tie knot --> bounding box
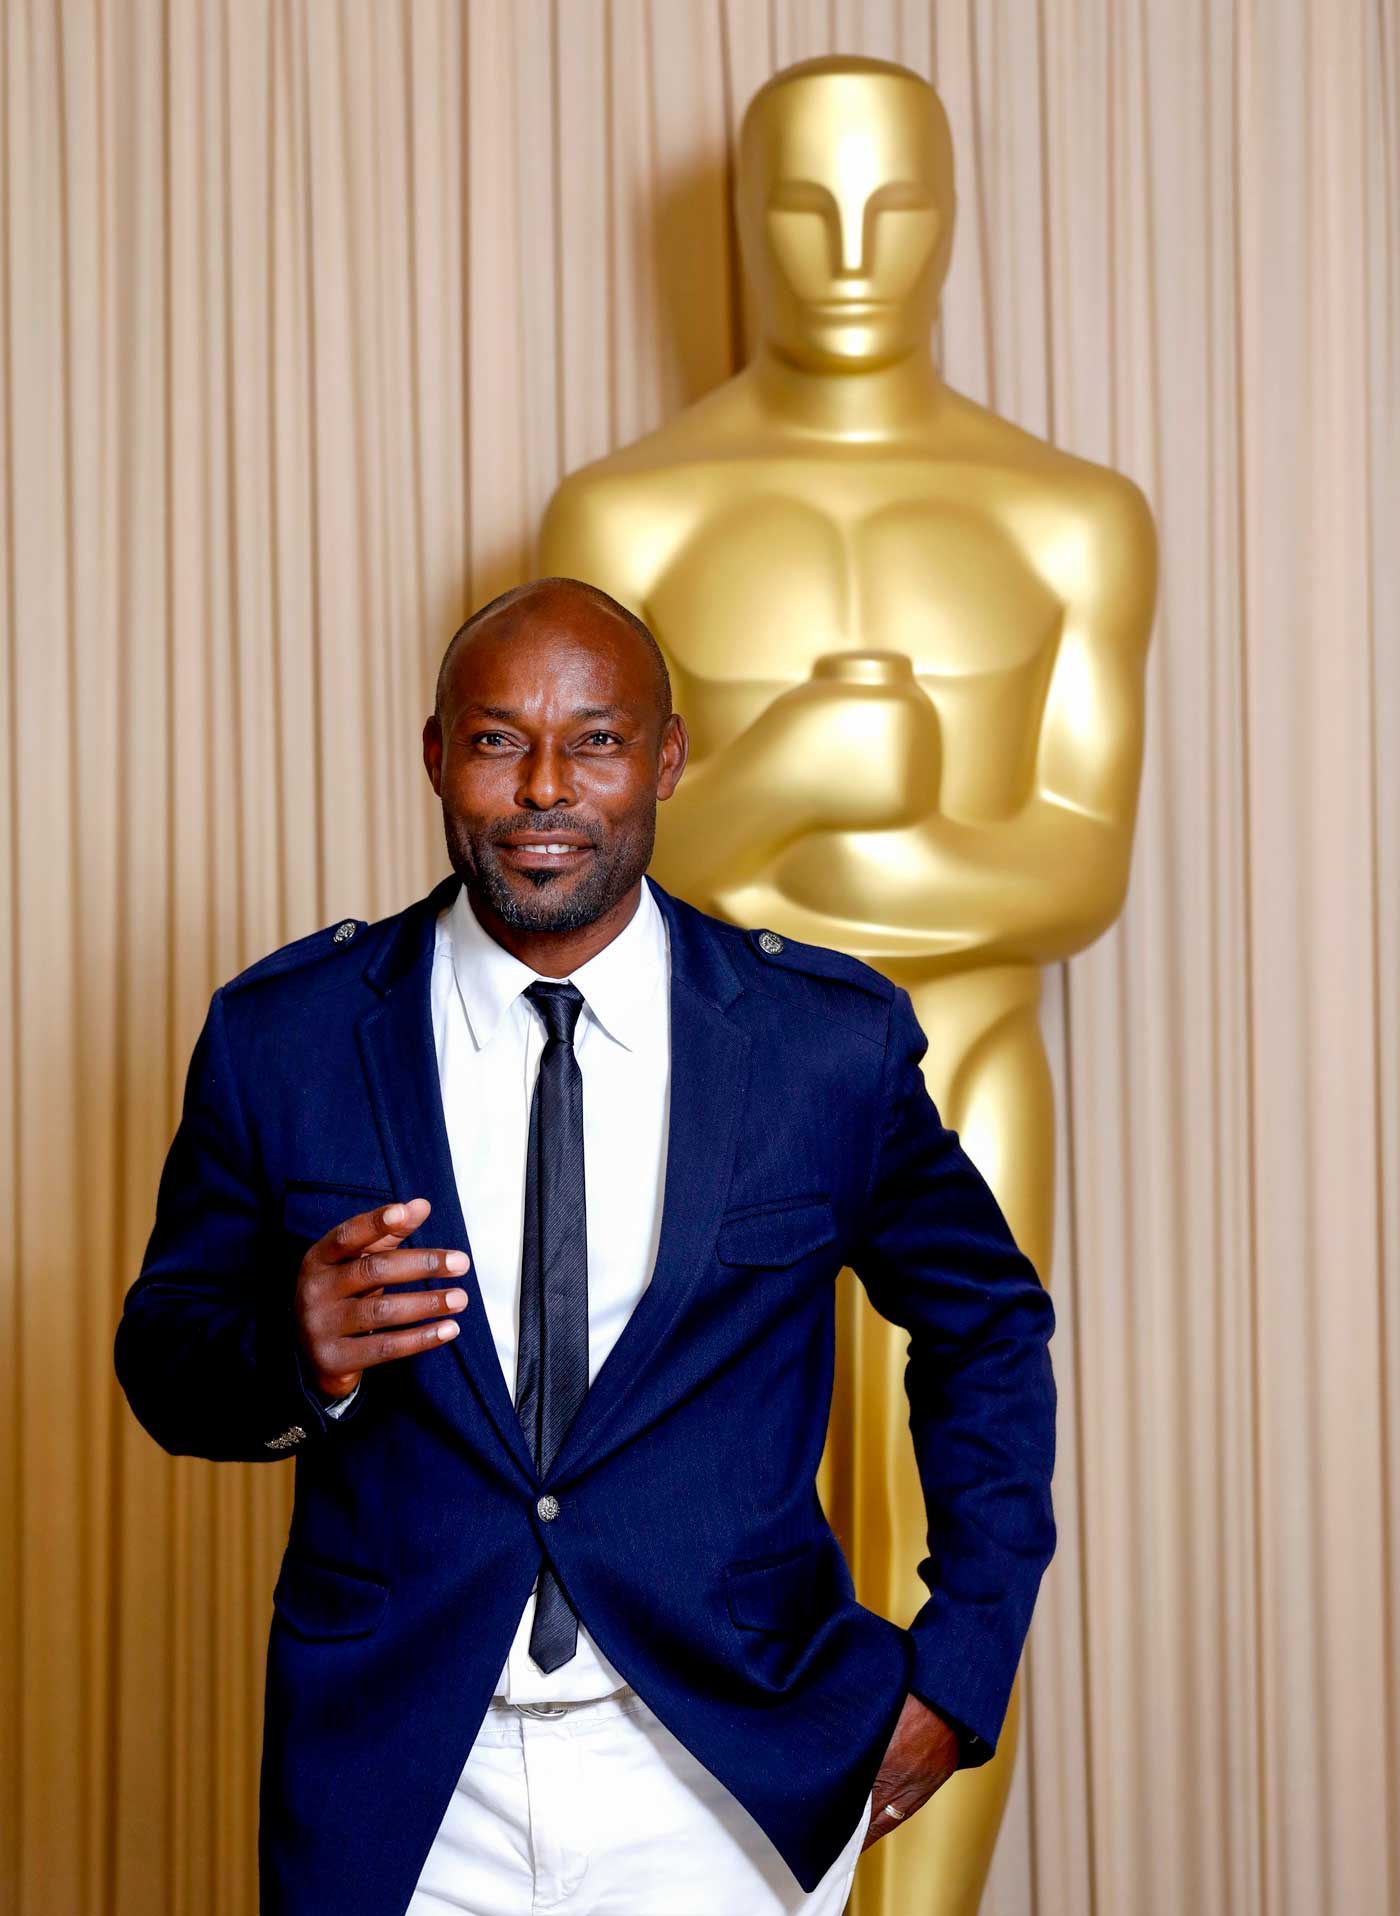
[524,979,585,1046]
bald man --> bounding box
[115,579,1057,1916]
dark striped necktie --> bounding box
[515,979,589,1671]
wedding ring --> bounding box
[880,1803,907,1821]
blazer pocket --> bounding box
[724,1544,824,1633]
[281,1183,395,1244]
[272,1554,389,1641]
[716,1197,836,1269]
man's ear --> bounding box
[422,714,443,796]
[657,712,689,800]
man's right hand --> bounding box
[294,1197,469,1401]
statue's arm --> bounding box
[902,474,1159,965]
[1031,471,1159,860]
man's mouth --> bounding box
[495,834,595,872]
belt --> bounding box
[490,1684,635,1720]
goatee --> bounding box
[443,815,654,935]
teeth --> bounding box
[523,843,576,854]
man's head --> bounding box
[423,578,687,953]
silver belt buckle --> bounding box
[515,1700,570,1718]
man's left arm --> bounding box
[848,985,1058,1772]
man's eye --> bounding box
[583,731,620,746]
[474,732,509,747]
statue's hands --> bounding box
[751,652,940,834]
[653,649,941,903]
[860,1692,962,1852]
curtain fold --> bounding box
[2,3,1394,1910]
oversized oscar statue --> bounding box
[542,54,1156,1915]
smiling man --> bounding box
[114,577,1057,1916]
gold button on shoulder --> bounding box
[757,929,784,955]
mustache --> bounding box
[485,813,603,848]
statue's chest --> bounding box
[648,485,1064,700]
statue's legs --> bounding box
[819,976,1053,1916]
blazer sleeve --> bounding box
[847,985,1058,1766]
[113,985,364,1461]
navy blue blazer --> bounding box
[114,871,1056,1911]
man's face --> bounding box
[424,602,686,936]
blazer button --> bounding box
[537,1494,560,1522]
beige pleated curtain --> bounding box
[3,2,1397,1912]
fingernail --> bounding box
[443,1289,467,1311]
[445,1251,468,1274]
[437,1321,460,1341]
[384,1204,404,1226]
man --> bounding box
[114,578,1057,1916]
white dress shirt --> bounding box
[329,875,671,1701]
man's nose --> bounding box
[515,743,575,810]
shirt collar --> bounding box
[442,874,667,1053]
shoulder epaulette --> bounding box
[739,923,894,1001]
[223,915,369,994]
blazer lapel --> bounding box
[546,879,750,1483]
[356,875,539,1483]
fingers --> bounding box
[337,1284,470,1339]
[860,1783,939,1852]
[314,1196,432,1265]
[317,1297,468,1374]
[300,1260,470,1380]
[861,1804,899,1852]
[304,1197,470,1295]
[297,1196,478,1388]
[335,1243,470,1297]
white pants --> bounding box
[405,1686,874,1916]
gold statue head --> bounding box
[737,56,955,374]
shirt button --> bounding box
[537,1494,560,1522]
